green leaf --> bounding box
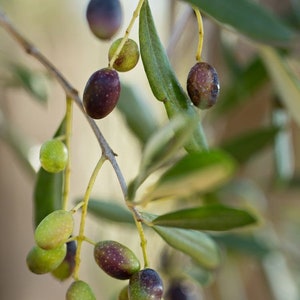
[139,0,207,152]
[128,114,198,201]
[142,150,236,202]
[87,199,134,224]
[153,204,257,231]
[259,46,300,126]
[215,57,268,115]
[117,84,159,145]
[0,111,35,177]
[214,233,271,258]
[140,114,197,177]
[153,226,220,270]
[182,0,296,45]
[33,119,65,227]
[10,63,48,103]
[221,126,280,164]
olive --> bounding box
[187,62,220,109]
[108,38,140,72]
[83,68,121,119]
[86,0,122,40]
[94,240,140,280]
[128,268,164,300]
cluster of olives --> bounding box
[94,240,164,299]
[83,0,140,120]
[26,210,75,277]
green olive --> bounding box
[39,139,68,173]
[108,38,140,72]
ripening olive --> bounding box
[128,268,164,300]
[52,240,76,281]
[94,240,140,280]
[83,68,121,119]
[34,210,74,250]
[66,280,96,300]
[86,0,122,40]
[39,139,68,173]
[187,62,220,109]
[26,244,67,274]
[108,38,140,72]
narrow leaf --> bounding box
[128,114,198,201]
[117,84,159,145]
[140,114,197,177]
[182,0,296,45]
[214,233,271,258]
[259,46,300,126]
[215,57,268,115]
[153,226,220,270]
[153,204,257,231]
[10,63,48,103]
[87,199,134,224]
[33,119,65,227]
[221,126,280,164]
[142,150,236,201]
[139,0,207,152]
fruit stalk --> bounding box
[73,155,106,280]
[133,216,149,268]
[63,96,73,210]
[109,0,145,68]
[192,6,204,62]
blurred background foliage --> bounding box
[0,0,300,299]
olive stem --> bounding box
[133,216,149,268]
[108,0,145,68]
[62,96,73,211]
[193,6,204,62]
[73,155,107,280]
[71,201,84,214]
[0,9,128,199]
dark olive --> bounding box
[165,278,200,300]
[86,0,122,40]
[94,240,140,280]
[52,240,76,281]
[83,68,121,119]
[128,268,164,300]
[187,62,220,109]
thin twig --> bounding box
[0,9,128,198]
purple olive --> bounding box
[83,68,121,119]
[86,0,122,40]
[94,240,140,280]
[52,240,76,281]
[129,268,164,300]
[187,62,220,109]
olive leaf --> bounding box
[259,46,300,126]
[152,204,257,231]
[86,198,134,224]
[117,84,159,145]
[9,63,48,103]
[128,114,198,200]
[182,0,296,45]
[139,0,207,152]
[221,126,280,164]
[153,226,221,270]
[33,118,65,227]
[215,56,268,115]
[140,149,236,203]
